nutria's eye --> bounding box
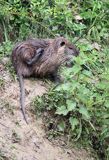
[60,41,65,46]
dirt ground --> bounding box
[0,60,94,160]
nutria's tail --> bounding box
[18,74,28,124]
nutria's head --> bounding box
[51,37,79,67]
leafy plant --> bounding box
[0,0,109,43]
[33,41,109,159]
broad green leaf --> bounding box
[66,100,76,111]
[56,105,68,116]
[72,65,82,74]
[82,70,92,77]
[97,82,109,90]
[79,107,90,120]
[69,117,79,131]
[55,83,70,91]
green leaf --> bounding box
[55,83,70,91]
[72,64,82,74]
[66,100,76,112]
[79,107,90,120]
[69,117,79,131]
[82,70,92,77]
[56,105,68,116]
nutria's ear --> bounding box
[58,37,67,47]
[60,41,66,47]
[54,37,66,48]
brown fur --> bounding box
[11,37,79,123]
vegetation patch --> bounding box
[33,41,109,159]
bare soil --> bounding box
[0,61,94,160]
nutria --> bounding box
[12,37,79,123]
